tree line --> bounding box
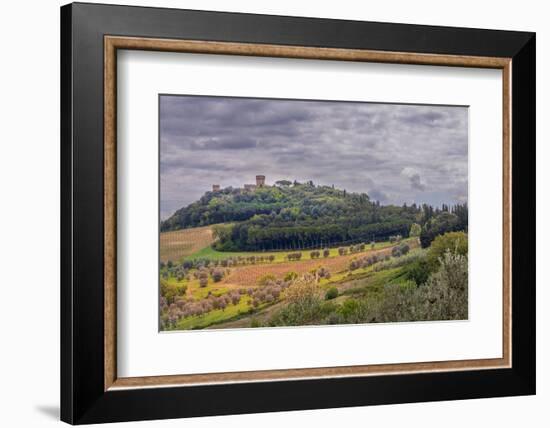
[162,180,467,251]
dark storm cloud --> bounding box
[160,95,468,219]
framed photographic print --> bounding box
[61,2,535,424]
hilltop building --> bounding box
[213,175,267,192]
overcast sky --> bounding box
[160,95,468,220]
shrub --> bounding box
[392,246,402,257]
[250,318,262,328]
[427,231,468,267]
[284,278,321,305]
[268,291,329,326]
[323,249,330,258]
[160,279,187,304]
[199,277,208,288]
[375,249,426,271]
[317,266,331,279]
[349,259,360,271]
[310,250,321,259]
[391,243,410,258]
[338,299,360,318]
[378,250,468,322]
[270,286,281,299]
[404,258,432,285]
[336,298,377,324]
[325,287,338,300]
[287,252,303,261]
[258,274,277,286]
[420,211,464,248]
[409,223,422,237]
[211,268,224,282]
[284,271,299,282]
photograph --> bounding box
[159,95,469,331]
[55,2,536,424]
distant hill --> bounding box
[161,181,467,251]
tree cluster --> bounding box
[160,290,244,329]
[162,182,467,251]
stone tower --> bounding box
[256,175,266,187]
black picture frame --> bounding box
[61,2,535,424]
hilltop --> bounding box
[161,179,467,252]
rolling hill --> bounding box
[161,181,467,252]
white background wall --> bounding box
[0,0,546,426]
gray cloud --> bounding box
[401,167,427,191]
[367,189,389,203]
[160,95,468,219]
[189,137,258,151]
